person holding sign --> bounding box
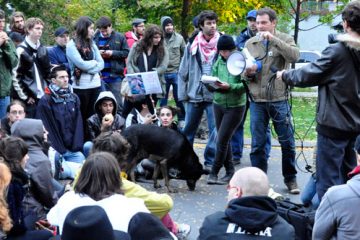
[124,25,169,117]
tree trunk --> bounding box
[181,0,191,41]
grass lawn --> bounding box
[242,97,317,141]
[166,96,317,141]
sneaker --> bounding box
[285,180,300,194]
[232,158,241,166]
[268,188,284,201]
[203,165,212,174]
[207,174,218,185]
[219,173,234,183]
[176,223,191,240]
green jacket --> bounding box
[245,30,299,102]
[0,40,18,97]
[212,56,246,108]
[164,32,185,73]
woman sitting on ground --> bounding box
[158,106,179,131]
[91,132,190,239]
[0,137,53,240]
[47,152,149,234]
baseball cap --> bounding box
[246,10,257,20]
[132,18,146,27]
[54,27,69,37]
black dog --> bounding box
[121,124,205,192]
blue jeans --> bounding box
[83,141,94,158]
[102,80,123,114]
[301,174,320,209]
[55,151,85,179]
[0,96,10,119]
[316,133,356,200]
[160,73,185,121]
[182,102,215,166]
[250,101,296,182]
[231,119,271,160]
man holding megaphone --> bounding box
[243,7,300,194]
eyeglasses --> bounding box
[10,110,25,115]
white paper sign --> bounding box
[126,71,162,95]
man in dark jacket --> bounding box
[313,135,360,240]
[47,27,70,73]
[12,17,51,118]
[198,167,295,239]
[235,9,257,50]
[36,65,85,179]
[8,11,25,41]
[0,10,18,119]
[94,16,129,114]
[84,91,125,156]
[277,1,360,200]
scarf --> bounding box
[348,165,360,178]
[190,31,220,63]
[48,83,75,103]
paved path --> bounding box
[138,140,315,240]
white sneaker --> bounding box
[268,188,284,201]
[176,223,191,240]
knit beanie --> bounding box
[161,16,173,31]
[217,34,236,51]
[128,212,174,240]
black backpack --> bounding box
[276,200,315,240]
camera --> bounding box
[328,21,344,44]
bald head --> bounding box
[228,167,269,201]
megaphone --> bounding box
[227,48,256,76]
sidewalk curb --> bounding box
[194,138,316,148]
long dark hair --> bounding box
[74,152,123,201]
[135,24,165,61]
[74,16,94,50]
[0,137,28,174]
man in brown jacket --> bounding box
[244,7,300,194]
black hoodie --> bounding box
[198,196,295,240]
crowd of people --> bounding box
[0,0,358,239]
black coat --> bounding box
[282,34,360,139]
[93,31,129,78]
[198,196,295,240]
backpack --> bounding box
[276,199,315,240]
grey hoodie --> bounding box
[11,118,58,218]
[313,174,360,240]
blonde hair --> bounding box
[0,162,12,232]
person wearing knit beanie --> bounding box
[217,34,236,51]
[160,16,174,39]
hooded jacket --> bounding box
[87,91,125,140]
[235,27,255,50]
[282,33,360,139]
[313,174,360,240]
[0,39,18,98]
[198,196,295,240]
[161,16,186,73]
[11,119,59,218]
[36,86,84,154]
